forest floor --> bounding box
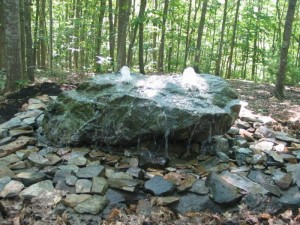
[0,78,300,224]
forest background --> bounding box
[0,0,299,98]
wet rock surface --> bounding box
[0,80,300,224]
[42,72,240,147]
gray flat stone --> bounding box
[19,180,54,199]
[58,164,79,173]
[221,170,269,195]
[108,178,142,192]
[172,193,224,214]
[144,176,175,196]
[206,172,242,204]
[92,177,108,195]
[0,165,15,178]
[63,194,92,208]
[0,176,11,192]
[273,170,293,190]
[53,169,75,184]
[68,156,87,166]
[74,195,109,215]
[105,188,125,204]
[189,179,209,195]
[75,179,92,194]
[65,175,78,186]
[76,165,105,178]
[27,152,49,166]
[248,170,282,197]
[1,180,24,198]
[15,171,47,186]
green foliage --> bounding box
[15,79,30,89]
[25,0,300,86]
[0,68,6,91]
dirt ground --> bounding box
[229,79,300,122]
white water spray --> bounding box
[119,66,133,83]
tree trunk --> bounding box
[108,0,115,70]
[226,0,240,79]
[0,0,5,70]
[74,0,81,71]
[157,0,169,72]
[3,0,24,92]
[193,0,208,73]
[152,0,158,67]
[24,0,34,81]
[183,0,192,68]
[138,0,147,74]
[215,0,228,76]
[20,0,26,75]
[49,0,53,72]
[39,0,46,69]
[275,0,297,98]
[95,0,106,71]
[116,0,131,70]
[33,0,39,69]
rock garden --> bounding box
[0,71,300,225]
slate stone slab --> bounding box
[172,193,224,214]
[19,180,54,199]
[91,177,108,195]
[76,165,105,178]
[63,194,92,208]
[1,180,24,198]
[276,186,300,207]
[248,170,282,197]
[220,170,268,195]
[74,195,109,215]
[0,176,11,192]
[107,178,142,192]
[206,172,242,204]
[75,179,92,194]
[144,176,175,196]
[189,179,209,195]
[14,171,47,186]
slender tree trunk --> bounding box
[127,5,139,67]
[33,0,39,69]
[175,25,182,71]
[24,0,34,81]
[20,0,26,75]
[95,0,106,71]
[209,8,217,73]
[49,0,53,72]
[275,0,298,98]
[194,0,208,73]
[152,0,158,67]
[215,0,228,76]
[183,0,192,68]
[3,0,24,91]
[39,0,46,69]
[226,0,240,79]
[108,0,115,70]
[0,0,5,70]
[74,0,81,71]
[157,0,169,72]
[138,0,147,74]
[116,0,131,70]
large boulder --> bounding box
[42,70,240,147]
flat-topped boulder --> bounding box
[42,69,240,148]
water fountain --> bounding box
[42,67,241,159]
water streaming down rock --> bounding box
[42,68,241,153]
